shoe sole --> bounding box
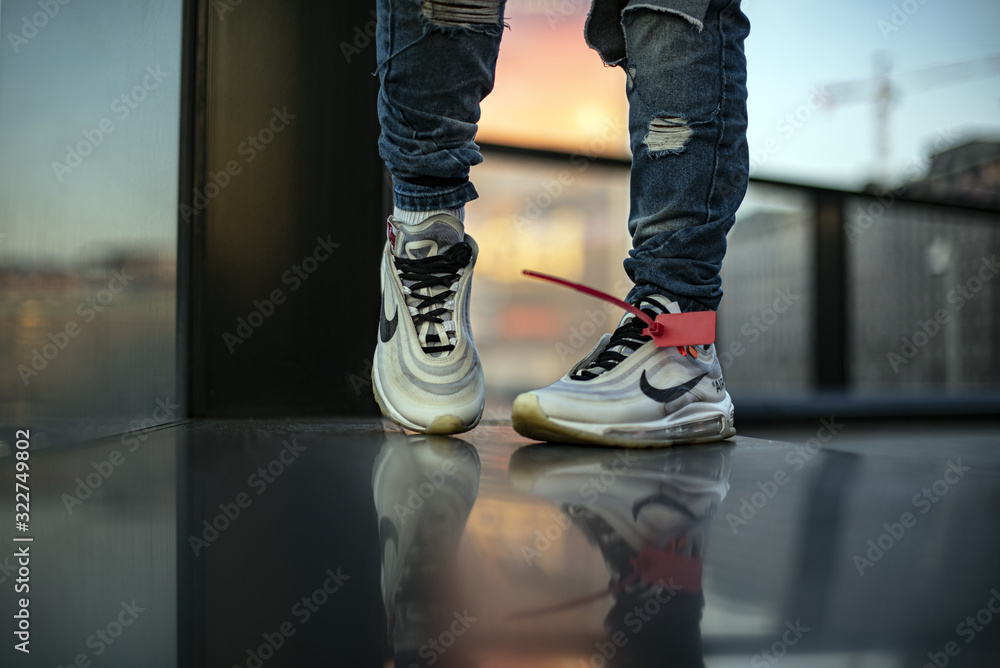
[371,362,481,435]
[511,393,736,448]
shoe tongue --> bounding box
[586,296,677,377]
[392,214,464,259]
[617,295,677,335]
[390,214,467,357]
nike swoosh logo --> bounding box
[640,372,706,404]
[379,295,398,343]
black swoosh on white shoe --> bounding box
[380,296,398,343]
[640,372,706,404]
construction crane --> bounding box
[821,51,1000,187]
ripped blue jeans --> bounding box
[376,0,750,311]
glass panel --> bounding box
[848,198,1000,390]
[0,0,182,444]
[718,184,815,396]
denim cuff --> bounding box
[392,180,479,211]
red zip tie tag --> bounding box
[643,311,716,348]
[386,219,397,249]
[522,270,716,348]
[633,545,702,593]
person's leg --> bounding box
[377,0,506,218]
[512,0,749,447]
[621,0,750,312]
[373,0,506,434]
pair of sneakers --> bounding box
[372,214,736,447]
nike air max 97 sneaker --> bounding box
[373,214,485,434]
[512,296,735,447]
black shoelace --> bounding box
[570,297,666,381]
[394,242,472,354]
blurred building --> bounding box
[901,139,1000,207]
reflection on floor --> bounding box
[2,420,998,667]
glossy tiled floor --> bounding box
[2,420,999,667]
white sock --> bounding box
[392,206,465,226]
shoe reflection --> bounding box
[508,444,733,668]
[372,434,482,668]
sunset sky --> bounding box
[480,0,1000,187]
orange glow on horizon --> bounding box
[478,9,630,159]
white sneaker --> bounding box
[371,435,480,656]
[507,443,730,661]
[372,214,485,434]
[512,296,736,447]
[508,443,732,588]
